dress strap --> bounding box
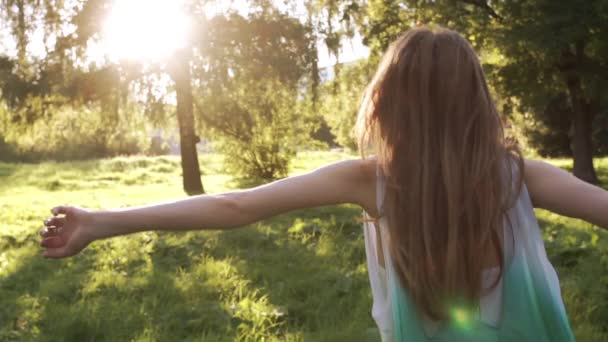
[376,163,386,217]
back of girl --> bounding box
[42,26,607,341]
[357,26,575,341]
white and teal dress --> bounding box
[363,170,575,341]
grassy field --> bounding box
[0,151,607,341]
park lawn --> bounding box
[0,151,607,341]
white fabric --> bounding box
[362,169,555,341]
[365,218,506,341]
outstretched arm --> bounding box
[41,159,378,258]
[524,158,608,229]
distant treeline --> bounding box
[0,0,606,185]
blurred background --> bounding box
[0,0,606,187]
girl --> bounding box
[41,27,606,341]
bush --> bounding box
[199,76,315,180]
[506,94,608,158]
[0,135,18,161]
[319,60,375,151]
[0,100,150,161]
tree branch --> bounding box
[458,0,503,21]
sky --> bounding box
[0,0,370,69]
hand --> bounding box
[40,206,97,258]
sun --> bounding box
[102,0,190,61]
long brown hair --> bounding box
[357,27,523,320]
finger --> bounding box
[51,206,70,216]
[39,227,60,238]
[44,216,66,228]
[40,236,66,249]
[43,246,71,259]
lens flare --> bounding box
[450,307,473,331]
[102,0,190,61]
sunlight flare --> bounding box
[102,0,190,61]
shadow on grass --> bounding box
[0,163,17,179]
[537,217,596,268]
[0,236,233,341]
[0,246,98,341]
[0,206,378,341]
[536,215,608,339]
[143,236,235,340]
[207,205,378,341]
[596,165,608,188]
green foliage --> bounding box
[192,9,317,180]
[362,0,410,54]
[485,0,608,161]
[195,11,314,89]
[320,60,375,151]
[199,77,314,180]
[360,0,608,162]
[508,94,608,158]
[0,99,150,161]
[0,152,607,341]
[3,0,607,173]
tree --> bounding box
[492,0,607,183]
[168,48,204,195]
[319,59,374,150]
[200,75,312,180]
[305,0,365,91]
[0,0,207,192]
[361,0,608,183]
[192,10,316,179]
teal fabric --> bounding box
[384,185,575,341]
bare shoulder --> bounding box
[523,158,554,175]
[340,157,377,182]
[523,158,572,184]
[318,157,379,216]
[350,157,379,217]
[523,158,570,207]
[523,158,582,192]
[313,157,376,181]
[522,158,547,185]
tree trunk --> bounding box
[169,48,204,195]
[16,0,27,67]
[306,6,320,113]
[311,39,320,112]
[565,72,599,184]
[570,105,598,184]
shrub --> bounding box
[199,76,315,180]
[0,100,150,161]
[319,60,375,151]
[505,94,608,158]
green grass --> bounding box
[0,151,607,341]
